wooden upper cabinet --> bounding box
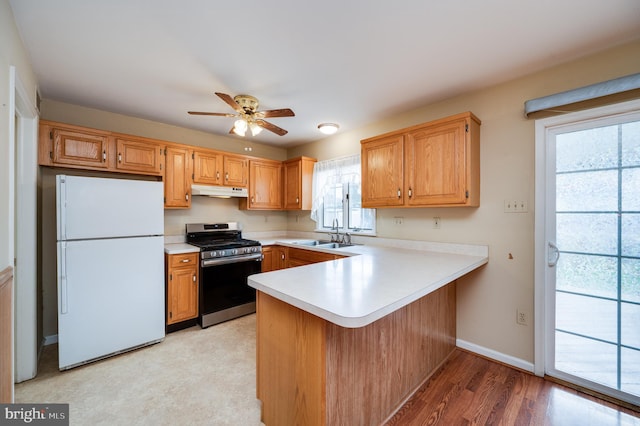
[405,119,467,206]
[361,112,480,208]
[193,150,222,185]
[164,146,191,208]
[193,150,248,187]
[361,134,405,207]
[241,159,282,210]
[223,154,248,187]
[283,156,316,210]
[115,137,164,176]
[51,127,110,169]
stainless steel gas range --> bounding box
[186,222,262,328]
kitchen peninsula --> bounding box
[249,241,488,425]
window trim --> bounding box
[313,181,377,236]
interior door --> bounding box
[544,108,640,407]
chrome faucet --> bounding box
[331,218,341,243]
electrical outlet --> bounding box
[433,216,441,229]
[393,217,404,225]
[517,309,528,326]
[504,200,528,213]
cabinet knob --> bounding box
[397,189,401,198]
[118,153,122,163]
[296,197,299,204]
[181,259,190,263]
[185,193,189,201]
[225,172,229,181]
[251,196,255,204]
[193,274,196,282]
[103,151,107,162]
[281,254,285,260]
[216,171,220,179]
[408,188,412,198]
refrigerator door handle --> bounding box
[59,243,68,314]
[57,177,67,240]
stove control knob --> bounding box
[212,251,218,257]
[232,249,238,255]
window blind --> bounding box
[524,73,640,118]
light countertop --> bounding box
[164,243,199,255]
[249,238,488,328]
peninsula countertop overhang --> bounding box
[248,239,489,328]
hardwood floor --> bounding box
[386,349,640,426]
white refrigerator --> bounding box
[56,175,165,370]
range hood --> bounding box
[191,184,248,198]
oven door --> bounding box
[199,255,262,327]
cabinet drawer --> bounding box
[169,252,199,268]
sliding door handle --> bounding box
[548,241,560,267]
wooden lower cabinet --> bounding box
[285,247,342,268]
[262,246,343,272]
[261,246,287,272]
[256,282,456,425]
[165,253,199,325]
[0,267,13,403]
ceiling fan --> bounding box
[188,92,295,137]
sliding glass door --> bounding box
[543,106,640,406]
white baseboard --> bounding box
[456,339,534,373]
[43,334,58,346]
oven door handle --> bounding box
[201,253,263,267]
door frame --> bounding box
[534,98,640,377]
[10,66,39,383]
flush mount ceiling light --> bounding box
[317,123,339,135]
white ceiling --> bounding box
[9,0,640,148]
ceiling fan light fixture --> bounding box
[249,121,263,136]
[233,118,247,136]
[318,123,339,135]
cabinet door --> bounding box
[224,155,248,187]
[164,146,191,208]
[167,265,198,324]
[52,128,110,169]
[406,118,467,206]
[283,157,315,210]
[283,160,301,210]
[246,160,282,210]
[261,246,274,272]
[193,150,222,185]
[274,247,287,270]
[115,138,163,175]
[361,134,405,207]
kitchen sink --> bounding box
[291,240,356,249]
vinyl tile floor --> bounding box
[15,314,263,426]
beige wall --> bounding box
[35,38,640,363]
[0,0,38,268]
[288,40,640,363]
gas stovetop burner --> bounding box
[185,222,261,259]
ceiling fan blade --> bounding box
[256,119,288,136]
[188,111,235,117]
[258,108,295,118]
[215,92,244,113]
